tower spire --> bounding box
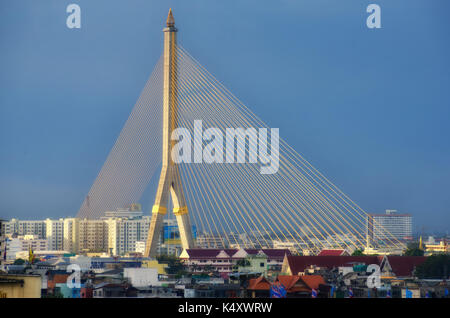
[144,9,194,258]
[166,8,175,27]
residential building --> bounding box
[5,235,48,261]
[123,268,159,287]
[281,255,426,278]
[135,241,146,254]
[63,218,79,253]
[180,248,291,275]
[78,219,108,253]
[106,216,151,256]
[247,276,271,298]
[2,219,46,238]
[425,240,449,254]
[275,275,326,298]
[0,274,42,298]
[234,252,268,276]
[45,218,64,250]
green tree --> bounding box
[351,249,365,256]
[415,254,450,279]
[156,254,186,275]
[13,258,25,265]
[403,242,424,256]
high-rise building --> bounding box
[135,240,146,254]
[106,216,151,256]
[78,219,108,253]
[63,218,80,253]
[2,219,46,238]
[367,209,413,244]
[45,218,64,250]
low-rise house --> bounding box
[46,271,70,294]
[0,274,42,298]
[135,286,182,298]
[275,275,326,298]
[93,283,137,298]
[184,284,241,298]
[124,267,159,287]
[247,276,271,298]
[282,255,426,278]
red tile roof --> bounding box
[248,276,271,290]
[183,249,291,259]
[260,249,292,258]
[286,256,428,278]
[275,275,325,293]
[385,256,426,277]
[318,249,346,256]
[300,275,326,290]
[182,249,237,258]
[285,256,381,274]
[276,275,302,290]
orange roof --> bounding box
[248,276,271,290]
[275,275,325,293]
[47,273,70,289]
[300,275,325,290]
[51,274,69,284]
[276,275,301,290]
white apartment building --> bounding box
[2,208,178,256]
[2,219,47,238]
[45,218,64,250]
[135,241,146,254]
[106,216,151,256]
[63,218,80,253]
[5,235,48,260]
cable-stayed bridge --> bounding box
[76,10,406,256]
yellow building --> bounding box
[141,260,168,275]
[63,218,79,253]
[425,241,449,254]
[0,274,41,298]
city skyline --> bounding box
[1,1,450,232]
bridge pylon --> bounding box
[144,9,194,257]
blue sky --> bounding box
[1,0,449,233]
